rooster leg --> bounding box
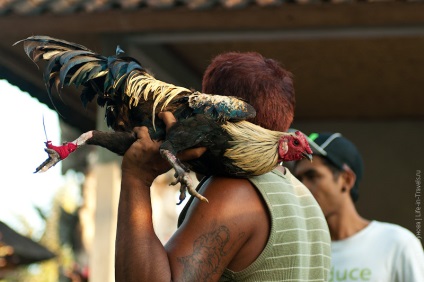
[160,148,209,204]
[34,148,61,173]
[34,131,94,173]
[35,130,137,173]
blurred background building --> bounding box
[0,221,55,279]
[0,0,423,280]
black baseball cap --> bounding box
[292,130,364,202]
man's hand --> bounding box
[160,112,207,161]
[121,126,166,185]
[121,112,206,186]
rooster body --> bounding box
[16,36,312,203]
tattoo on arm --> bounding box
[177,224,245,281]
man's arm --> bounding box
[116,159,264,281]
[115,114,269,281]
[165,176,268,280]
[116,169,171,281]
[115,124,173,281]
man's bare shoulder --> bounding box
[165,176,270,280]
[182,176,264,233]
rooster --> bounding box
[15,36,312,203]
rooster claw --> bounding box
[161,148,209,204]
[34,148,61,173]
[170,174,190,205]
[172,178,208,205]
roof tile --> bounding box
[0,0,422,17]
[220,0,251,9]
[47,0,85,14]
[145,0,176,9]
[12,0,52,15]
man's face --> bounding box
[294,156,344,218]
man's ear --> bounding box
[342,164,356,191]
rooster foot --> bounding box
[160,149,209,204]
[170,170,208,205]
[34,148,61,173]
[170,174,189,205]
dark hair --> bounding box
[320,156,359,202]
[202,52,295,132]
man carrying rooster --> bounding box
[15,37,329,280]
[115,52,331,281]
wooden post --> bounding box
[87,106,121,282]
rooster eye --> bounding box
[293,139,300,146]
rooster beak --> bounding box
[302,152,313,162]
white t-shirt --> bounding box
[329,221,424,282]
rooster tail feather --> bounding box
[14,35,93,53]
[16,36,257,130]
[44,52,63,91]
[69,62,99,87]
[15,36,112,107]
[59,56,103,89]
[110,60,129,78]
[59,50,97,65]
[80,87,98,108]
[17,36,195,114]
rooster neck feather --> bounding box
[221,121,284,175]
[125,71,191,129]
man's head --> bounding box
[202,52,295,132]
[293,132,364,216]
